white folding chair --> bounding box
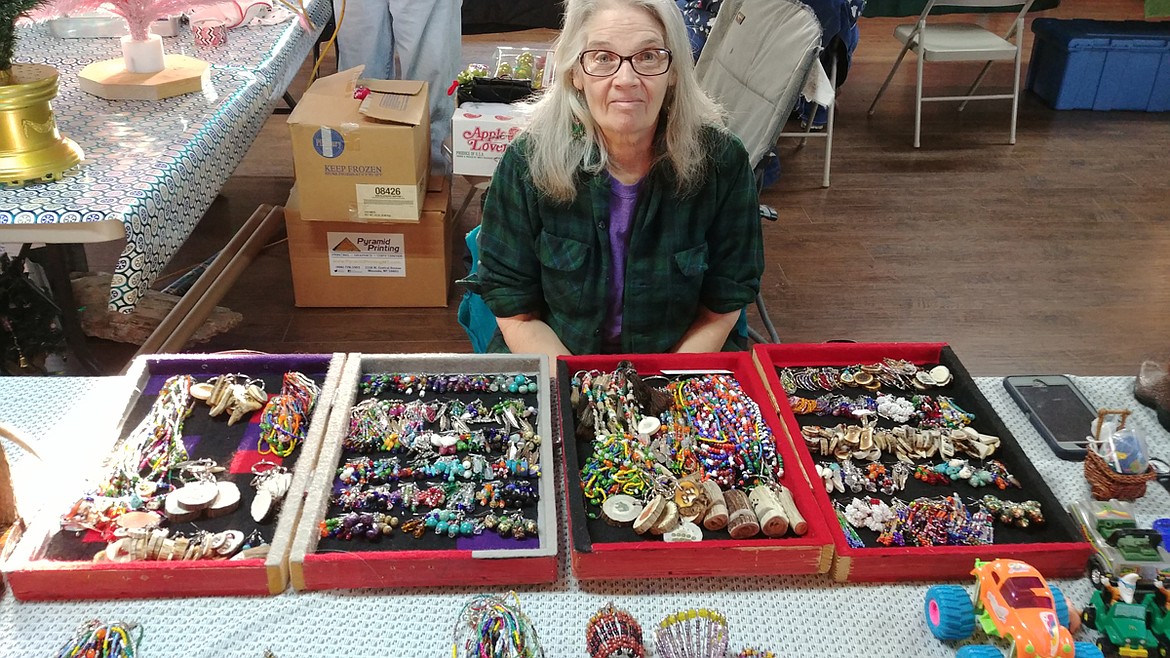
[867,0,1036,148]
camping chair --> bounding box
[694,0,824,342]
[867,0,1036,148]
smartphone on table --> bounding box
[1003,375,1097,460]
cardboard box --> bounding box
[285,177,453,308]
[289,354,558,590]
[750,342,1093,583]
[452,103,532,177]
[558,353,834,581]
[288,67,431,221]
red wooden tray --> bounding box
[3,353,346,600]
[751,342,1093,582]
[289,353,558,590]
[558,352,833,581]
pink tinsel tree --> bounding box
[28,0,237,41]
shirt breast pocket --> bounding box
[668,243,709,315]
[536,231,589,311]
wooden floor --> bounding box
[81,0,1168,376]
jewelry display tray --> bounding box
[558,352,835,581]
[2,353,346,601]
[288,353,558,590]
[752,342,1093,583]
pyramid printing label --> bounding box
[326,232,405,277]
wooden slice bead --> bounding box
[115,510,162,531]
[777,486,808,536]
[664,521,703,543]
[700,480,728,531]
[723,489,759,539]
[602,494,643,526]
[251,490,274,524]
[206,481,241,518]
[748,485,788,538]
[174,480,219,510]
[164,493,200,523]
[632,494,665,535]
[650,501,681,535]
[216,530,245,557]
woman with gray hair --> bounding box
[475,0,764,360]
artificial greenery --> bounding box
[0,250,64,375]
[0,0,47,75]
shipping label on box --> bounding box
[326,232,406,277]
[452,103,532,177]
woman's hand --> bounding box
[670,306,740,353]
[497,313,574,362]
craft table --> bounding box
[1,374,1166,657]
[0,0,332,313]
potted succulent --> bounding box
[0,0,83,186]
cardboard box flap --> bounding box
[358,80,428,126]
[360,79,425,95]
[302,66,363,99]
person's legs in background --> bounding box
[388,0,463,175]
[332,0,393,79]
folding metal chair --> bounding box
[867,0,1037,147]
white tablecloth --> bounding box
[0,375,1167,657]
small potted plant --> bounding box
[0,0,84,186]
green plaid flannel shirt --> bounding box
[475,127,763,355]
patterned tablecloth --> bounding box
[0,375,1167,657]
[0,0,331,312]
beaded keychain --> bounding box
[452,593,545,658]
[54,619,142,658]
[257,371,320,457]
[361,372,537,397]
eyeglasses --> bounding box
[578,48,673,77]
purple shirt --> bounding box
[602,176,641,352]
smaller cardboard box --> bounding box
[452,102,532,177]
[285,177,452,308]
[288,67,430,221]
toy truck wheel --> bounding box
[1088,557,1109,589]
[1097,636,1116,655]
[1082,605,1097,629]
[957,645,1003,658]
[925,585,976,640]
[1050,585,1071,628]
[1074,641,1106,658]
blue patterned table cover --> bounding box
[0,0,329,312]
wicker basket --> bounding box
[1083,408,1157,500]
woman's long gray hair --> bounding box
[521,0,727,203]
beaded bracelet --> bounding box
[655,609,728,658]
[452,593,545,658]
[54,619,142,658]
[257,371,320,457]
[586,604,645,658]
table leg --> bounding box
[27,243,102,374]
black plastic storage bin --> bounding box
[1027,18,1170,111]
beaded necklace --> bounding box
[101,375,195,497]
